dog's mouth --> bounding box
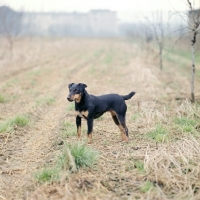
[67,94,81,102]
[67,98,74,102]
[67,95,75,102]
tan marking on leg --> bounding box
[123,134,128,142]
[118,125,125,141]
[118,123,129,142]
[77,126,81,139]
[110,110,124,141]
[87,133,92,144]
[110,110,117,117]
[123,120,129,142]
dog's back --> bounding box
[93,92,135,105]
[89,92,135,116]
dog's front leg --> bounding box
[87,118,93,143]
[76,116,81,139]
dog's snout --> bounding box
[67,94,73,102]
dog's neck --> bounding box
[76,90,89,105]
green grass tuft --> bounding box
[34,168,60,183]
[174,117,196,126]
[0,94,6,103]
[174,117,197,133]
[134,160,145,172]
[0,94,7,103]
[68,142,99,169]
[140,181,154,193]
[0,115,29,133]
[148,125,169,143]
[34,142,99,184]
[0,121,11,133]
[11,115,30,127]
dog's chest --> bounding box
[76,110,89,118]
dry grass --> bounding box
[144,136,200,199]
[140,100,200,199]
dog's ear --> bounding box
[78,83,87,89]
[68,83,74,89]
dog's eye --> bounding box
[74,89,78,92]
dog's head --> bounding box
[67,83,87,103]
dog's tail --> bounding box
[121,92,136,100]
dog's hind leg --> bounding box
[110,111,128,142]
[110,111,120,125]
[117,115,129,142]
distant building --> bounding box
[22,9,118,37]
[0,6,118,37]
[0,6,23,36]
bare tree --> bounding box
[187,0,200,102]
[143,11,165,71]
[0,6,23,58]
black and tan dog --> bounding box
[67,83,135,142]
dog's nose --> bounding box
[67,95,73,102]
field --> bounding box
[0,37,200,200]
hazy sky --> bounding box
[1,0,200,22]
